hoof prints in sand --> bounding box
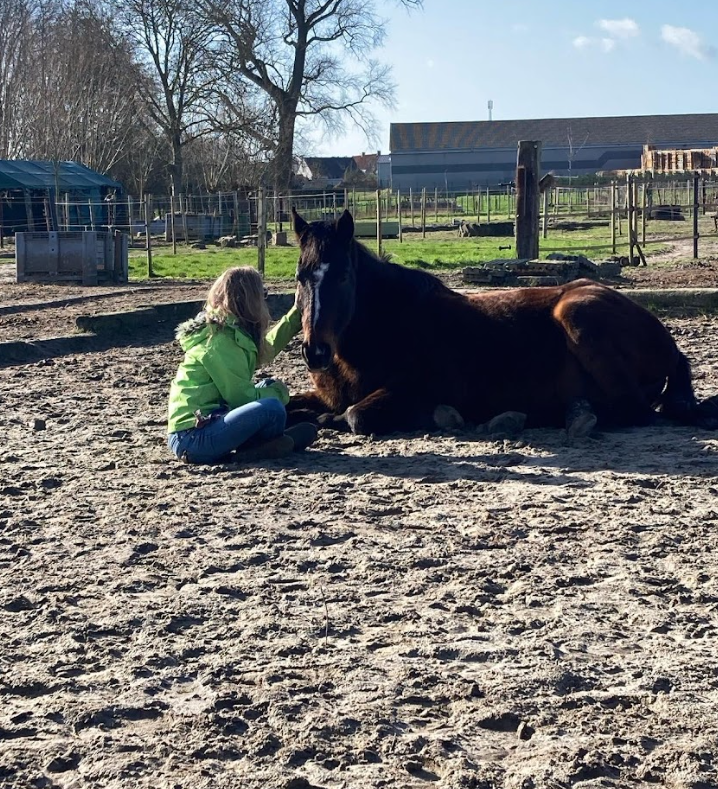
[1,316,718,788]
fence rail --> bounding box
[2,178,717,275]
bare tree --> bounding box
[566,125,590,184]
[0,0,35,158]
[199,0,423,192]
[113,0,219,194]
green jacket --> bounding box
[167,305,301,433]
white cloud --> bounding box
[597,18,640,38]
[601,38,616,53]
[661,25,715,60]
[426,58,434,69]
[573,35,617,54]
[573,19,641,54]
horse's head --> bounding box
[293,208,357,371]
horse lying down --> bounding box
[287,208,718,437]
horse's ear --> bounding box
[336,210,354,244]
[292,207,309,240]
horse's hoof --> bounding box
[433,404,465,430]
[566,411,598,441]
[316,412,350,432]
[487,411,527,437]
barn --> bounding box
[0,160,123,236]
[389,112,718,190]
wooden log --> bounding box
[515,140,541,260]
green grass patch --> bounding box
[129,218,698,282]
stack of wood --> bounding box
[462,253,622,287]
[463,259,578,287]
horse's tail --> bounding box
[661,351,718,429]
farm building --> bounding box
[0,160,123,235]
[389,112,718,189]
[293,156,357,188]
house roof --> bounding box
[390,113,718,153]
[0,160,122,191]
[353,153,378,172]
[303,156,356,180]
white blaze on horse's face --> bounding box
[311,262,330,329]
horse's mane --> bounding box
[351,238,451,299]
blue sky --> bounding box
[309,0,717,156]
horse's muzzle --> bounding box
[302,341,332,371]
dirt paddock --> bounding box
[2,285,718,789]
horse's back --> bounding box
[552,278,678,362]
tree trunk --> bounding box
[274,108,296,194]
[170,132,183,196]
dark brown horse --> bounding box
[288,208,717,436]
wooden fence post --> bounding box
[542,189,549,239]
[144,193,153,278]
[421,187,427,239]
[257,187,266,276]
[693,173,700,260]
[180,193,189,243]
[610,181,617,254]
[170,194,177,255]
[376,188,382,256]
[627,175,634,264]
[515,140,541,260]
[397,190,403,243]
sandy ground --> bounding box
[2,279,718,788]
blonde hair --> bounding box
[206,267,270,357]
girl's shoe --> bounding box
[233,434,294,463]
[284,422,318,451]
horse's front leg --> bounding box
[344,388,433,436]
[286,389,355,431]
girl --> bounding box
[167,266,316,464]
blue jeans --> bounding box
[168,399,287,464]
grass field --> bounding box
[128,220,692,281]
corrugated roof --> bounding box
[0,160,122,190]
[390,113,718,152]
